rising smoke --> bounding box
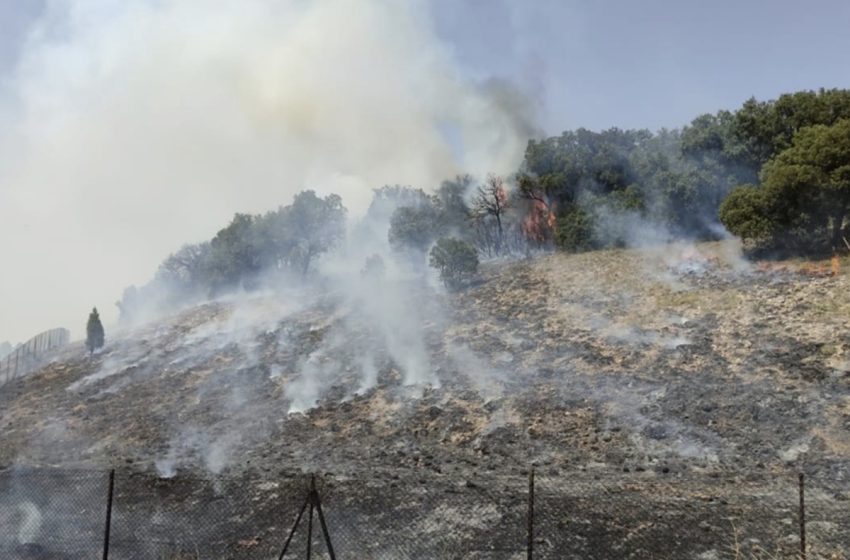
[0,0,537,344]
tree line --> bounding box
[118,88,850,319]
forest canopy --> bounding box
[118,89,850,320]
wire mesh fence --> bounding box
[0,466,847,559]
[0,468,109,559]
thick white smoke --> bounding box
[0,0,535,344]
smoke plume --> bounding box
[0,0,536,344]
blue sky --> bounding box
[434,0,850,131]
[3,1,850,132]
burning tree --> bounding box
[472,174,510,256]
[517,174,557,247]
[86,307,105,356]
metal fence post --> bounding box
[312,476,337,560]
[277,495,309,560]
[527,468,535,560]
[102,469,115,560]
[306,475,315,560]
[799,473,806,560]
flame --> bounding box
[832,255,840,276]
[521,199,556,243]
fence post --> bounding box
[102,469,115,560]
[799,473,806,560]
[277,495,309,560]
[306,475,315,560]
[312,476,337,560]
[527,468,535,560]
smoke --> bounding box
[14,502,42,544]
[0,0,536,344]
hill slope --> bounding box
[2,241,849,480]
[4,241,850,557]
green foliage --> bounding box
[555,206,595,252]
[718,185,774,242]
[683,89,850,174]
[525,89,850,252]
[387,176,475,254]
[204,190,345,287]
[429,237,479,289]
[389,204,440,252]
[524,126,727,247]
[287,191,347,275]
[86,307,105,355]
[719,119,850,252]
[119,190,347,317]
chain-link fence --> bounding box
[0,468,109,559]
[0,467,846,559]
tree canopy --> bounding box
[429,237,479,290]
[720,119,850,252]
[117,88,850,324]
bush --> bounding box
[555,206,595,252]
[718,185,775,244]
[429,238,479,290]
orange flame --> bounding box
[522,199,556,243]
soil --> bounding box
[1,241,849,559]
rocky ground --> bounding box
[1,241,850,559]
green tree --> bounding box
[429,237,479,290]
[207,213,264,292]
[388,202,440,253]
[720,119,850,252]
[287,190,347,275]
[555,205,595,251]
[86,307,105,356]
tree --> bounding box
[157,242,212,290]
[434,175,474,234]
[720,119,850,252]
[388,202,440,253]
[555,206,595,252]
[207,213,264,292]
[429,237,479,290]
[718,185,774,243]
[286,190,347,275]
[472,174,510,254]
[86,307,105,356]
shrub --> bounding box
[429,238,479,289]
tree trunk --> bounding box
[831,209,847,252]
[301,249,313,277]
[495,214,503,255]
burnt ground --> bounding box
[1,241,850,558]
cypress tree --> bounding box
[86,307,105,356]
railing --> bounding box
[0,328,70,386]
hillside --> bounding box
[2,241,850,557]
[3,241,849,474]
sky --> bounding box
[0,0,849,345]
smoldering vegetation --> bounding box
[3,229,850,557]
[3,235,850,480]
